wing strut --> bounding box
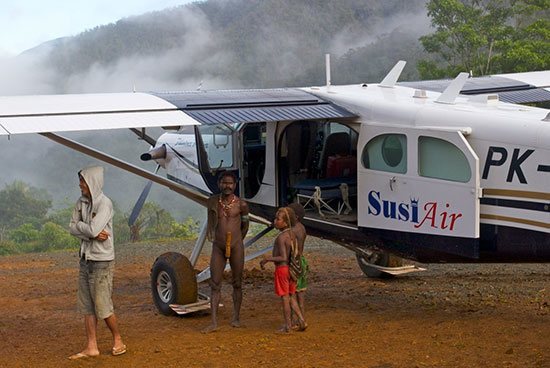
[39,132,208,206]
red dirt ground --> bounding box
[0,239,548,367]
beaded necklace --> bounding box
[219,194,237,217]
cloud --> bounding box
[61,7,238,93]
[0,49,57,95]
[329,10,431,56]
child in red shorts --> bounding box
[260,207,307,333]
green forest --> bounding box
[0,181,199,255]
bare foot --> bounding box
[201,324,219,334]
[297,319,308,332]
[231,319,241,328]
[276,326,290,334]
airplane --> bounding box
[1,58,549,316]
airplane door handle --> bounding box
[389,177,396,191]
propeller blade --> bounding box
[128,165,160,226]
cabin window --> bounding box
[362,134,407,173]
[198,124,234,169]
[418,136,471,182]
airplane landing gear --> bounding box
[355,250,426,278]
[355,250,402,278]
[151,252,197,315]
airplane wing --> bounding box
[0,88,357,136]
[3,68,547,137]
[0,92,200,136]
[399,70,550,104]
[149,88,357,125]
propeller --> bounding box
[128,164,160,227]
[127,129,165,239]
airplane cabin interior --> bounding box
[279,120,358,225]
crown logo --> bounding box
[410,197,419,206]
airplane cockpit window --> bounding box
[362,134,407,173]
[418,136,471,182]
[198,124,234,169]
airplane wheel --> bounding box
[151,252,198,316]
[355,251,402,279]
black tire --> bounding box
[151,252,198,316]
[355,251,403,279]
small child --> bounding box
[260,207,307,333]
[288,202,308,323]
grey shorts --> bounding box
[77,258,115,319]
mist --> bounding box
[0,5,219,222]
[0,0,430,223]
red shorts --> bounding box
[274,265,296,296]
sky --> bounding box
[0,0,196,56]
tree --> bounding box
[127,202,176,242]
[0,181,52,240]
[418,0,550,78]
[8,223,40,243]
[46,202,75,228]
[493,18,550,72]
[170,217,199,240]
[37,222,79,251]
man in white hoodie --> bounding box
[68,166,126,359]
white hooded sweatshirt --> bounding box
[69,166,114,261]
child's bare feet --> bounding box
[276,326,290,334]
[297,319,308,331]
[230,318,241,328]
[201,323,219,333]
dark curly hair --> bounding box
[288,202,305,221]
[217,170,238,183]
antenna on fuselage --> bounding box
[379,60,406,88]
[325,53,331,91]
[436,72,469,104]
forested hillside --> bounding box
[43,0,428,92]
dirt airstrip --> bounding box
[0,238,548,368]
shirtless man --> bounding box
[260,207,306,333]
[288,202,308,320]
[203,171,249,333]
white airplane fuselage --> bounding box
[152,82,550,263]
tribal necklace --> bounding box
[219,194,237,217]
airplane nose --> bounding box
[141,144,166,161]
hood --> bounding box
[79,166,104,203]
